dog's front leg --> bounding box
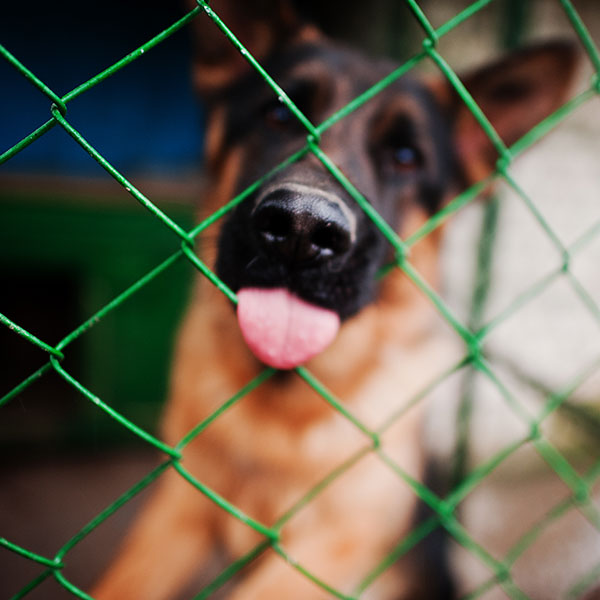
[90,469,217,600]
[227,521,404,600]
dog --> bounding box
[91,1,578,598]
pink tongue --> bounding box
[237,288,340,369]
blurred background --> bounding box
[0,1,201,596]
[1,0,599,598]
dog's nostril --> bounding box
[252,189,354,265]
[255,206,292,242]
[311,222,351,256]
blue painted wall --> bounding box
[1,0,205,176]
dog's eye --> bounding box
[264,101,295,130]
[389,145,423,172]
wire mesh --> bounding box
[1,0,599,598]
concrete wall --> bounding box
[423,2,600,597]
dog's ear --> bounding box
[188,0,305,98]
[437,41,580,183]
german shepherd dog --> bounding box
[92,2,578,598]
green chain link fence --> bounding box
[1,0,600,598]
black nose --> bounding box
[252,189,354,265]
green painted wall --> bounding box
[0,192,196,447]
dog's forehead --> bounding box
[270,41,420,105]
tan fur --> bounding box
[91,153,453,598]
[91,299,447,600]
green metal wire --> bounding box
[0,538,62,570]
[173,462,279,541]
[0,8,201,164]
[197,0,319,140]
[0,312,64,359]
[9,570,54,600]
[49,356,180,458]
[50,106,194,245]
[1,0,600,598]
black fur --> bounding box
[215,40,457,320]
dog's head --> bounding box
[191,1,578,369]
